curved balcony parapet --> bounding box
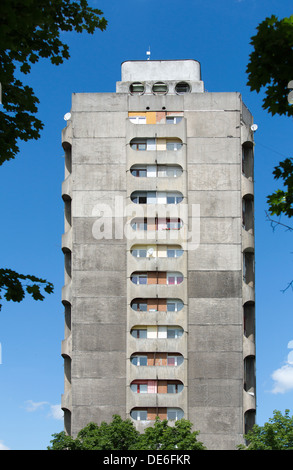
[243,335,255,359]
[61,334,72,359]
[61,390,72,412]
[62,175,72,201]
[62,124,73,149]
[243,389,256,413]
[62,283,72,306]
[242,283,255,304]
[62,229,72,253]
[242,228,254,252]
[242,174,254,197]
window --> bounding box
[131,248,147,258]
[131,300,147,312]
[167,327,183,339]
[131,193,147,204]
[131,273,147,285]
[131,192,183,205]
[157,165,183,178]
[175,82,190,94]
[166,140,182,151]
[129,82,145,95]
[129,116,146,124]
[131,219,147,231]
[167,408,184,420]
[167,193,183,204]
[131,355,148,366]
[131,246,156,257]
[131,326,183,339]
[131,167,147,177]
[167,248,183,257]
[152,82,168,95]
[167,272,184,285]
[167,383,184,394]
[130,164,182,178]
[130,409,148,420]
[167,299,184,311]
[167,354,184,366]
[131,382,148,393]
[130,138,183,151]
[166,116,183,124]
[131,139,147,151]
[131,328,147,339]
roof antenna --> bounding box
[146,47,151,60]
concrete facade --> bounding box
[61,60,256,450]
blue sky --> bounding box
[0,0,292,450]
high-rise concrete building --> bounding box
[61,60,256,450]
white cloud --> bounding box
[24,400,63,420]
[25,400,49,412]
[271,341,293,394]
[0,440,10,450]
[49,404,64,421]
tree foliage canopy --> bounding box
[247,15,293,223]
[267,158,293,219]
[239,410,293,450]
[246,15,293,117]
[0,269,54,311]
[47,415,206,450]
[0,0,107,165]
[0,1,107,310]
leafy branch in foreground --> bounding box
[48,415,206,450]
[0,268,54,311]
[0,0,107,164]
[267,158,293,219]
[238,410,293,450]
[246,15,293,118]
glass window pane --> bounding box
[167,384,176,393]
[177,356,183,366]
[139,410,147,420]
[167,411,177,420]
[139,303,147,311]
[166,117,174,123]
[167,302,176,311]
[139,356,147,366]
[167,328,176,338]
[167,250,175,258]
[140,384,148,393]
[131,356,138,365]
[139,275,147,284]
[167,196,175,204]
